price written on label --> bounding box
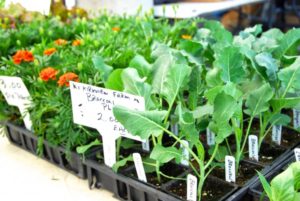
[248,135,258,161]
[0,76,32,130]
[225,156,236,183]
[69,81,145,167]
[293,109,300,129]
[187,174,197,201]
[272,125,282,145]
[206,128,215,146]
[70,81,145,141]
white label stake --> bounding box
[0,76,32,130]
[180,140,189,166]
[133,153,147,182]
[225,156,236,183]
[70,81,145,167]
[293,109,300,129]
[206,128,215,146]
[272,125,282,145]
[294,148,300,162]
[187,174,197,201]
[248,135,259,161]
[142,140,150,152]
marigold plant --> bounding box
[12,50,34,64]
[72,39,81,46]
[43,48,57,56]
[181,34,192,40]
[39,67,58,82]
[57,72,79,87]
[112,27,121,32]
[54,39,67,46]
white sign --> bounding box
[206,128,215,146]
[272,125,282,145]
[180,140,189,166]
[294,148,300,162]
[133,153,147,182]
[70,81,145,167]
[225,156,236,183]
[187,174,197,201]
[293,109,300,129]
[248,135,258,161]
[0,76,32,130]
[5,0,51,15]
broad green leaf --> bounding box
[240,24,262,37]
[270,167,295,201]
[274,29,300,59]
[150,144,182,164]
[129,54,152,78]
[291,162,300,191]
[112,155,133,172]
[76,139,101,155]
[178,40,203,66]
[151,42,171,59]
[213,92,238,121]
[142,157,158,173]
[208,145,228,162]
[255,52,278,81]
[204,20,233,45]
[113,106,167,139]
[204,86,223,104]
[206,67,222,87]
[278,57,300,94]
[269,113,291,126]
[244,84,274,116]
[92,55,113,81]
[223,82,243,101]
[253,36,278,52]
[257,171,272,199]
[160,63,191,106]
[105,69,124,91]
[122,68,155,110]
[192,104,213,119]
[262,28,284,41]
[120,139,139,149]
[271,97,300,112]
[214,46,245,83]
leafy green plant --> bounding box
[257,162,300,201]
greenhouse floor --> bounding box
[0,131,117,201]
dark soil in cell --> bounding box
[245,142,287,165]
[265,126,300,148]
[123,163,188,188]
[211,161,263,186]
[167,176,235,201]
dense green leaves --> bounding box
[92,55,113,81]
[274,29,300,59]
[129,54,152,78]
[255,52,278,81]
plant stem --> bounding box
[204,143,219,170]
[152,135,161,183]
[159,172,186,181]
[116,137,122,161]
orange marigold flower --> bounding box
[112,27,121,32]
[72,39,82,46]
[12,50,34,64]
[57,72,79,87]
[39,67,58,82]
[44,48,57,56]
[54,39,67,46]
[181,34,192,40]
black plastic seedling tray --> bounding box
[3,121,87,179]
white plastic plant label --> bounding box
[70,81,145,167]
[180,140,189,166]
[248,135,258,161]
[142,140,150,152]
[272,125,282,145]
[294,148,300,162]
[133,153,147,182]
[225,156,236,183]
[293,109,300,129]
[206,128,215,146]
[187,174,197,201]
[0,76,32,130]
